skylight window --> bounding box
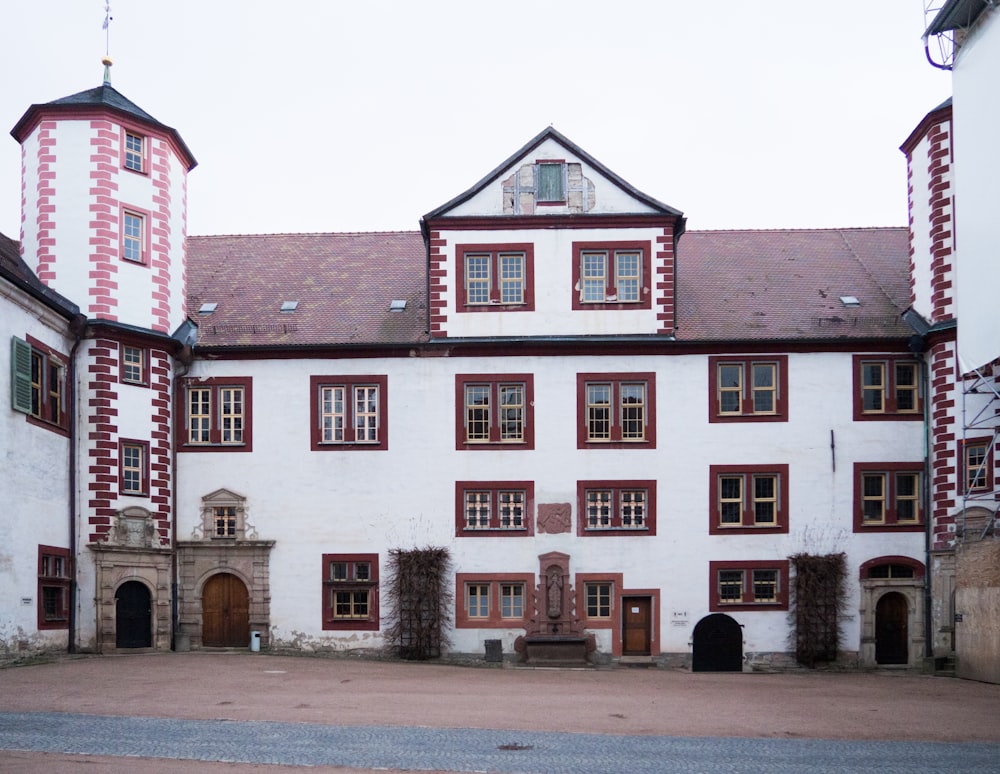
[839,296,860,308]
[280,301,299,313]
[389,300,407,313]
[198,302,218,315]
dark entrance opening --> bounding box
[875,592,908,665]
[115,580,152,648]
[202,572,250,647]
[692,613,742,672]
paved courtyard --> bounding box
[1,652,999,772]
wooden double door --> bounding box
[202,573,250,647]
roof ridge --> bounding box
[686,226,906,234]
[187,229,422,239]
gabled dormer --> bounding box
[421,127,685,340]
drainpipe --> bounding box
[170,349,192,649]
[67,315,87,654]
[921,350,933,662]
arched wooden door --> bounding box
[875,592,908,665]
[202,573,250,647]
[692,613,742,672]
[116,581,152,648]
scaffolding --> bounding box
[958,362,1000,541]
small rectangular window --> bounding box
[586,582,613,618]
[322,553,378,630]
[710,560,788,610]
[456,374,534,450]
[457,244,534,311]
[311,376,388,451]
[38,545,71,629]
[572,241,652,310]
[577,480,656,535]
[124,131,145,172]
[12,336,67,432]
[121,344,147,385]
[454,573,533,627]
[536,162,564,202]
[709,357,787,421]
[123,211,145,263]
[178,378,253,451]
[577,373,656,448]
[710,465,789,534]
[120,440,148,496]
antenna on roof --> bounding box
[101,1,113,85]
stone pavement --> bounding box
[1,652,999,773]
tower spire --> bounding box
[102,1,113,85]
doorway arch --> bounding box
[692,613,743,671]
[202,572,250,647]
[116,580,152,648]
[875,592,909,665]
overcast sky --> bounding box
[0,1,952,238]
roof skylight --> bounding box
[280,301,299,313]
[198,302,218,315]
[389,299,407,312]
[839,296,860,308]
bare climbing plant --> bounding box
[384,546,452,660]
[788,552,846,667]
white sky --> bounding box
[0,1,952,238]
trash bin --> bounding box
[174,631,190,652]
[250,630,261,652]
[484,639,502,663]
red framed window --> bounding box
[859,556,925,580]
[121,127,147,174]
[120,343,149,386]
[38,545,71,629]
[709,560,789,611]
[455,481,534,537]
[708,356,788,422]
[322,553,379,631]
[709,464,789,534]
[960,438,994,494]
[119,439,149,496]
[456,243,534,312]
[310,375,388,451]
[571,241,652,310]
[576,480,656,536]
[575,573,623,625]
[11,335,69,435]
[120,205,151,265]
[455,573,533,627]
[455,374,534,450]
[852,355,922,420]
[576,372,656,448]
[853,462,924,532]
[176,377,253,452]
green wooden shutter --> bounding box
[11,336,33,414]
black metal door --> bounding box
[692,613,742,671]
[116,581,152,648]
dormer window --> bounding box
[536,162,565,203]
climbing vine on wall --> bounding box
[789,552,846,667]
[384,546,452,660]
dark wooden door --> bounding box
[202,573,250,647]
[875,592,908,665]
[622,596,651,655]
[692,613,742,672]
[116,581,152,648]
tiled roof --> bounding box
[676,228,912,341]
[186,226,911,348]
[186,232,428,348]
[0,231,80,317]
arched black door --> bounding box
[692,613,742,672]
[116,581,152,648]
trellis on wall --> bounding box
[789,552,846,667]
[384,546,452,660]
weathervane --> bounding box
[102,1,113,85]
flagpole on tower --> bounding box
[102,2,113,85]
